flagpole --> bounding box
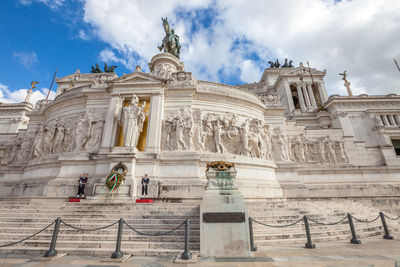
[394,59,400,72]
[46,69,58,100]
[307,61,315,86]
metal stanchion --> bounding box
[44,217,61,257]
[303,216,316,249]
[249,217,257,251]
[111,218,124,258]
[347,213,361,244]
[379,212,393,240]
[180,219,192,260]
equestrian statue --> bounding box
[158,17,182,59]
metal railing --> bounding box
[249,211,400,250]
[0,217,193,260]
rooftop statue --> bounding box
[90,63,118,73]
[339,70,353,96]
[268,58,294,68]
[158,17,182,59]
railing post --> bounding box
[180,219,192,260]
[303,216,316,249]
[379,212,393,240]
[44,217,61,257]
[347,213,361,244]
[111,218,124,258]
[249,217,257,251]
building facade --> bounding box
[0,53,399,200]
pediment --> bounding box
[284,67,326,76]
[113,72,163,84]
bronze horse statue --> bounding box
[158,17,182,59]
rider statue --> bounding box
[158,17,182,59]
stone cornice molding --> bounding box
[325,94,400,109]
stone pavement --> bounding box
[0,237,399,267]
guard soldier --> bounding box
[77,173,88,198]
[141,174,150,198]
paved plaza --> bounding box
[1,237,399,267]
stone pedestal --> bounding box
[200,169,251,257]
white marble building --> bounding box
[0,53,399,200]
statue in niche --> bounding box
[238,120,250,156]
[321,137,336,164]
[272,127,289,161]
[290,135,306,163]
[63,119,75,152]
[163,117,175,150]
[33,125,44,158]
[174,115,186,150]
[87,120,105,151]
[195,120,206,152]
[0,145,11,165]
[212,119,225,153]
[17,127,35,163]
[182,109,194,150]
[52,122,65,154]
[43,123,56,155]
[333,140,348,164]
[75,116,88,151]
[120,95,148,148]
[158,17,182,58]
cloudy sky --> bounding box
[1,0,400,105]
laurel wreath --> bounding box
[105,172,125,192]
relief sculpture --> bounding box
[160,110,349,165]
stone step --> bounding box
[0,217,201,225]
[8,239,200,250]
[0,233,200,242]
[254,233,383,246]
[0,246,198,257]
[0,228,200,236]
[253,226,387,240]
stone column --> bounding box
[101,95,120,150]
[284,82,295,113]
[317,82,329,103]
[145,92,164,153]
[382,115,389,126]
[296,84,306,112]
[307,84,317,110]
[394,114,400,125]
[302,85,312,109]
[390,115,398,126]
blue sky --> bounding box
[1,0,400,104]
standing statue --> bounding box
[33,125,44,158]
[24,81,39,103]
[339,70,353,96]
[120,96,148,148]
[158,17,182,58]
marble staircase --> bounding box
[0,198,399,257]
[247,199,400,249]
[0,198,200,257]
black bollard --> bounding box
[181,219,192,260]
[379,212,393,240]
[303,216,316,249]
[347,213,361,244]
[111,218,124,258]
[44,217,61,257]
[249,217,257,251]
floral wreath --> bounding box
[104,162,127,192]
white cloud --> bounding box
[78,29,91,40]
[0,82,55,106]
[13,51,39,69]
[81,0,400,95]
[19,0,66,9]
